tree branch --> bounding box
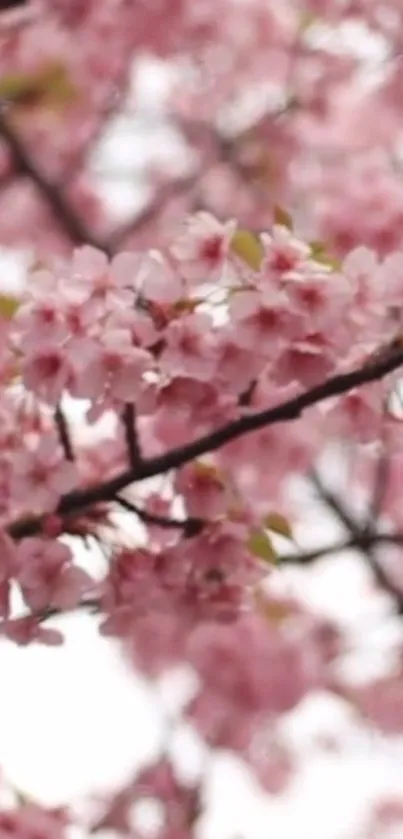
[0,1,28,9]
[7,346,403,540]
[35,597,100,625]
[310,472,403,614]
[115,495,204,537]
[310,470,361,537]
[54,404,74,461]
[0,112,197,256]
[279,533,403,565]
[0,112,110,251]
[122,404,142,471]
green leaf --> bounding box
[231,229,264,271]
[248,528,277,564]
[0,294,19,319]
[298,11,318,32]
[273,205,293,230]
[193,460,223,482]
[263,512,293,541]
[0,62,77,110]
[309,240,341,270]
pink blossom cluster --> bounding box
[0,211,398,796]
[0,212,402,641]
[0,202,398,829]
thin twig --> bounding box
[115,495,204,537]
[367,429,390,530]
[122,404,142,471]
[35,597,100,624]
[54,404,74,461]
[0,112,109,251]
[310,471,403,614]
[279,533,403,565]
[0,112,201,259]
[310,470,361,536]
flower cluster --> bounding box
[0,211,401,636]
[0,209,401,802]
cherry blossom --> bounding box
[11,436,78,513]
[17,536,92,611]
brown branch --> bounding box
[115,495,204,537]
[310,470,361,537]
[54,404,74,461]
[7,346,403,541]
[367,441,390,528]
[280,533,403,565]
[0,112,200,257]
[0,112,110,251]
[0,1,27,9]
[32,597,100,627]
[122,404,142,471]
[310,471,403,614]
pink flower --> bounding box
[15,300,66,351]
[323,384,386,442]
[342,246,384,330]
[175,461,231,519]
[11,437,78,513]
[182,520,267,616]
[230,288,299,356]
[282,267,350,333]
[73,331,152,403]
[170,212,236,285]
[274,335,336,388]
[101,548,165,621]
[137,251,184,303]
[170,212,236,283]
[69,246,138,311]
[22,345,73,404]
[159,312,217,381]
[0,529,17,584]
[246,734,294,794]
[0,530,18,619]
[17,537,92,611]
[0,804,68,839]
[186,613,319,749]
[0,616,64,646]
[261,225,311,276]
[215,333,264,395]
[351,674,403,733]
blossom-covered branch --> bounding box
[8,342,403,540]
